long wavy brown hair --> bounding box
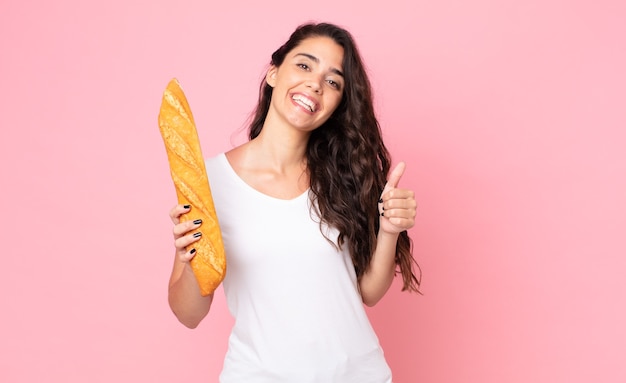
[248,22,421,293]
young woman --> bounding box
[167,22,421,382]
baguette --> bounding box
[157,78,226,296]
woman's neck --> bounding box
[250,122,310,174]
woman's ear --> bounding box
[265,65,278,87]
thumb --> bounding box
[381,162,406,196]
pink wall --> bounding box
[1,0,625,382]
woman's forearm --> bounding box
[359,231,399,306]
[168,258,213,328]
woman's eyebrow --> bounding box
[294,52,344,77]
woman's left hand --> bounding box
[378,162,417,234]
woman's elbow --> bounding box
[175,313,203,329]
[168,293,212,329]
[359,278,391,307]
[169,304,209,329]
[362,295,382,307]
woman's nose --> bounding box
[306,74,323,93]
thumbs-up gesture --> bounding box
[378,162,417,234]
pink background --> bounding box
[1,0,625,382]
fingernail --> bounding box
[190,248,196,255]
[193,232,202,238]
[378,198,383,203]
[183,204,191,209]
[381,212,385,217]
[193,219,202,225]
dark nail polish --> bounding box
[190,248,196,255]
[193,232,202,238]
[381,212,385,217]
[378,198,383,203]
[193,219,202,225]
[183,204,191,209]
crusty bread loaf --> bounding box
[158,78,226,296]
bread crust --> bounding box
[158,78,226,296]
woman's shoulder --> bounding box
[222,143,250,173]
[204,152,229,179]
[205,145,246,181]
[205,151,225,166]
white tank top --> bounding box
[206,153,392,383]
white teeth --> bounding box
[292,94,316,112]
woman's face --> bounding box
[266,36,345,132]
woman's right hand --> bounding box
[169,204,203,263]
[168,203,213,328]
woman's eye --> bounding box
[327,79,340,89]
[297,63,310,70]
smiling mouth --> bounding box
[292,94,317,113]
